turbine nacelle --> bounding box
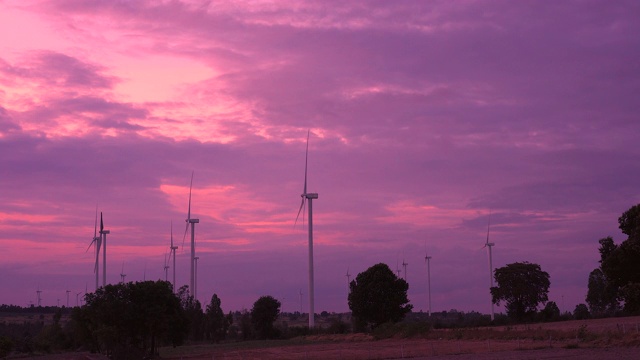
[188,218,200,224]
[303,193,318,199]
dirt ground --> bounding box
[23,316,640,359]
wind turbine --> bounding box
[100,212,110,286]
[120,261,126,284]
[425,253,432,317]
[298,289,303,313]
[164,254,170,282]
[183,171,200,297]
[36,287,42,307]
[396,260,402,278]
[168,222,178,293]
[295,130,318,329]
[402,259,408,282]
[481,213,495,321]
[345,267,351,293]
[66,290,70,307]
[86,207,101,290]
[76,292,81,307]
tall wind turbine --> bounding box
[120,261,126,284]
[169,222,178,293]
[100,212,110,286]
[295,130,318,329]
[481,213,495,321]
[86,208,101,291]
[425,253,432,317]
[183,171,200,297]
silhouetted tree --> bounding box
[574,303,590,320]
[491,262,550,321]
[586,267,618,316]
[540,301,560,322]
[348,263,412,331]
[75,281,188,359]
[205,294,231,343]
[251,296,281,339]
[177,285,205,341]
[599,204,640,314]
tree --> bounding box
[205,294,231,343]
[75,281,188,359]
[491,262,550,321]
[540,301,560,322]
[598,204,640,314]
[574,303,590,320]
[250,296,281,339]
[177,285,205,341]
[586,268,618,316]
[348,263,412,331]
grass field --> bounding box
[156,316,640,359]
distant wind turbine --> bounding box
[481,212,495,321]
[182,171,200,297]
[396,260,402,278]
[402,259,408,282]
[345,267,351,293]
[425,252,432,317]
[76,292,81,307]
[86,207,101,290]
[100,212,110,286]
[298,289,303,313]
[120,261,126,284]
[168,222,178,293]
[66,290,70,307]
[295,130,318,329]
[164,253,170,282]
[36,287,42,307]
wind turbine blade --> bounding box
[85,238,96,253]
[188,171,194,221]
[303,130,309,195]
[100,212,104,233]
[182,222,189,251]
[170,221,174,248]
[294,198,306,226]
[94,205,98,239]
[486,211,491,244]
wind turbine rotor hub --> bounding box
[305,193,318,199]
[189,219,200,224]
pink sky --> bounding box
[1,0,639,314]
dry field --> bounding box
[24,316,640,359]
[158,316,640,360]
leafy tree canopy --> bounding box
[599,204,640,314]
[205,294,232,343]
[250,296,281,339]
[75,280,188,359]
[490,262,550,321]
[348,263,412,331]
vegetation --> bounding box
[491,262,550,321]
[250,296,281,339]
[590,204,640,314]
[74,280,188,359]
[348,263,412,331]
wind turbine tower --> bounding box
[295,131,319,329]
[36,288,42,307]
[345,267,351,293]
[425,253,432,316]
[87,207,101,290]
[194,256,199,301]
[169,222,178,292]
[482,213,496,321]
[164,254,170,282]
[100,212,110,287]
[402,259,408,282]
[120,261,126,284]
[66,290,70,307]
[183,172,200,297]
